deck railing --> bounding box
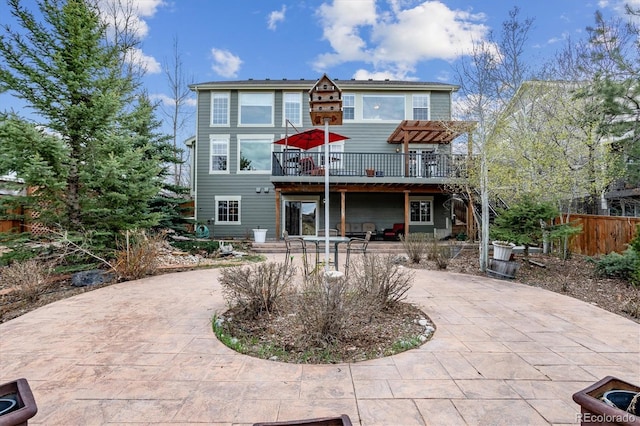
[272,152,473,178]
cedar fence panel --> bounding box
[562,214,640,256]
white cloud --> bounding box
[126,47,161,74]
[150,93,197,107]
[211,48,243,78]
[268,5,287,30]
[313,0,489,78]
[99,0,165,39]
[98,0,165,74]
[601,0,640,18]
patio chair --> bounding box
[298,157,316,175]
[283,230,309,275]
[345,230,372,274]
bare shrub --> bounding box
[350,253,414,309]
[112,229,163,280]
[400,233,429,263]
[621,294,640,318]
[296,272,360,345]
[219,262,295,318]
[428,239,454,270]
[0,259,52,303]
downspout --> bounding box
[193,87,199,225]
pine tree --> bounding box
[0,0,170,242]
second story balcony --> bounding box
[271,152,475,184]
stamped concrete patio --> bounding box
[1,253,638,425]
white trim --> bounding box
[409,196,434,225]
[209,134,230,174]
[281,195,320,237]
[214,195,241,225]
[210,91,230,127]
[282,92,302,126]
[412,94,430,120]
[362,94,406,122]
[238,91,274,127]
[237,134,274,174]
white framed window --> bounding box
[239,92,274,126]
[215,195,241,224]
[409,196,434,224]
[412,94,430,120]
[283,92,302,126]
[343,93,355,120]
[363,95,405,120]
[238,134,273,173]
[209,135,229,174]
[312,141,344,171]
[211,92,229,126]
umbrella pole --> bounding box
[324,119,330,271]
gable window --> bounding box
[412,95,429,120]
[215,195,241,224]
[343,94,355,120]
[238,135,272,173]
[363,95,405,120]
[409,197,434,224]
[211,92,229,126]
[209,135,229,173]
[239,92,273,125]
[283,92,302,126]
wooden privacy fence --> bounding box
[562,214,640,256]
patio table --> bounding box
[302,235,350,270]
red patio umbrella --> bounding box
[273,128,349,150]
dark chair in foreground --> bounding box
[345,230,372,274]
[283,231,309,275]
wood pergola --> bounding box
[387,120,477,238]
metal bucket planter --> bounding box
[487,258,520,279]
[253,228,268,243]
[492,241,515,261]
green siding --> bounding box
[193,82,456,240]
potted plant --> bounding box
[252,226,268,243]
[365,168,375,177]
[492,240,515,261]
[490,200,580,264]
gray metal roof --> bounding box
[189,78,459,92]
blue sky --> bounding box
[1,0,638,138]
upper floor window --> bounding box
[343,94,355,120]
[238,135,272,173]
[363,95,404,120]
[209,135,229,174]
[413,95,429,120]
[239,92,273,125]
[409,197,434,224]
[211,92,229,126]
[283,92,302,126]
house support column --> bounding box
[275,189,281,240]
[339,189,346,237]
[404,190,410,235]
[466,194,475,241]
